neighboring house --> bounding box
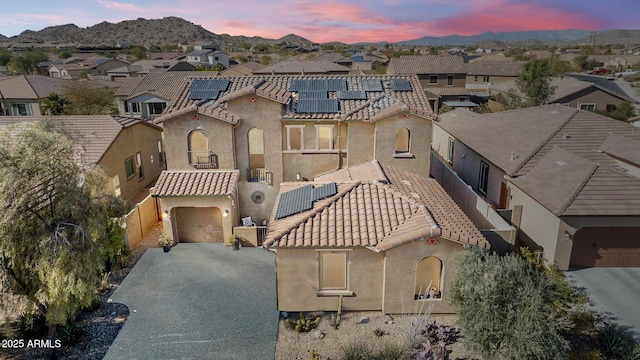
[185,50,230,68]
[264,160,489,314]
[490,76,635,112]
[220,61,264,76]
[433,105,640,269]
[186,50,211,64]
[387,55,468,112]
[465,61,525,85]
[312,51,353,68]
[0,115,165,202]
[350,53,388,73]
[253,59,351,75]
[48,56,129,79]
[107,60,195,81]
[149,73,434,246]
[0,75,71,116]
[207,51,230,69]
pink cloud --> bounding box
[96,0,144,12]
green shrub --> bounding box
[375,342,412,360]
[340,340,374,360]
[58,320,83,346]
[16,312,47,339]
[599,324,631,358]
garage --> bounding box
[570,227,640,267]
[173,207,223,243]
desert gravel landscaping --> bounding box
[275,311,476,360]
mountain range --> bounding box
[1,17,639,47]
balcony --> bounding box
[189,151,218,169]
[247,168,273,185]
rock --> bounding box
[281,311,288,319]
[111,311,116,316]
[313,330,325,339]
[384,314,395,324]
[358,315,369,324]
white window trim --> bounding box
[285,125,305,151]
[578,103,596,112]
[447,138,455,164]
[314,124,334,150]
[478,161,489,195]
[316,249,353,297]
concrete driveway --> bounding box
[104,244,278,360]
[567,267,640,340]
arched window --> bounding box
[415,256,443,300]
[248,128,265,169]
[395,128,410,154]
[188,130,215,168]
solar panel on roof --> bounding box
[189,79,230,92]
[188,90,220,100]
[295,99,339,113]
[275,183,338,219]
[275,185,314,219]
[362,79,383,91]
[336,90,367,100]
[326,79,347,91]
[289,79,347,92]
[390,79,412,91]
[298,91,328,99]
[313,182,337,201]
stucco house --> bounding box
[387,55,470,112]
[465,60,525,85]
[264,161,489,314]
[147,73,434,246]
[253,59,351,75]
[432,105,640,269]
[106,60,195,81]
[48,56,129,79]
[0,115,165,203]
[0,75,71,116]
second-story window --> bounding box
[395,128,411,154]
[429,75,438,85]
[188,130,213,167]
[315,125,334,150]
[478,161,489,195]
[129,102,140,113]
[286,125,304,151]
[248,128,265,169]
[447,138,455,164]
[157,140,164,165]
[136,152,144,180]
[148,102,166,116]
[447,75,454,86]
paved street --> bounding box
[567,267,640,340]
[104,244,278,360]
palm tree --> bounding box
[41,93,70,115]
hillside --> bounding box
[574,29,640,45]
[396,29,592,46]
[5,17,316,48]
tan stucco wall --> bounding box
[432,124,454,163]
[159,195,236,244]
[552,87,628,111]
[374,113,432,178]
[417,74,466,89]
[466,75,517,84]
[346,121,375,167]
[274,248,384,312]
[162,113,235,171]
[0,99,42,116]
[382,237,463,314]
[99,123,165,201]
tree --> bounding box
[130,45,147,60]
[517,58,555,106]
[574,54,589,71]
[58,50,72,60]
[10,50,49,74]
[260,55,272,65]
[595,101,637,122]
[62,81,118,115]
[0,47,11,66]
[0,120,127,358]
[449,247,569,360]
[41,93,70,115]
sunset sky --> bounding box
[2,0,638,43]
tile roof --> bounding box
[439,104,640,216]
[151,74,433,123]
[220,61,264,76]
[151,170,239,197]
[312,52,352,64]
[0,75,71,99]
[389,55,466,75]
[265,161,487,250]
[253,59,351,74]
[465,61,526,77]
[0,115,159,165]
[491,77,635,103]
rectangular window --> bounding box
[459,97,466,102]
[429,75,438,85]
[149,102,166,115]
[478,161,489,195]
[320,252,347,290]
[125,157,136,179]
[447,138,455,164]
[315,125,334,150]
[11,103,29,116]
[474,75,479,82]
[129,102,140,113]
[483,75,490,82]
[447,75,454,86]
[579,103,596,112]
[286,125,304,151]
[157,140,164,164]
[136,152,144,179]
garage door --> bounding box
[174,207,223,243]
[570,227,640,267]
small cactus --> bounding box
[285,312,320,332]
